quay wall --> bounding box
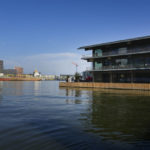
[0,77,41,81]
[59,82,150,90]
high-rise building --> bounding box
[0,60,4,73]
[14,66,23,74]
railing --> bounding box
[82,48,150,59]
[82,55,91,58]
[88,64,150,71]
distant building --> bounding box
[14,66,23,74]
[41,75,56,80]
[0,73,4,77]
[33,69,41,77]
[0,60,22,76]
[3,69,17,75]
[59,74,74,81]
[0,60,3,73]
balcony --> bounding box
[82,48,150,60]
[87,64,150,72]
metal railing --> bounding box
[87,64,150,71]
[82,48,150,59]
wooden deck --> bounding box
[59,82,150,90]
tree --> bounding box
[75,72,80,82]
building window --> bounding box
[115,59,128,67]
[94,49,102,57]
[118,47,127,54]
[145,57,150,67]
[94,61,102,70]
[132,58,144,68]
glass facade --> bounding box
[93,56,149,70]
[118,47,127,54]
[145,57,150,67]
[89,44,150,58]
[94,61,102,70]
[115,59,128,66]
[94,71,150,83]
[94,49,102,57]
[82,37,150,83]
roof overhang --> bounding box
[78,35,150,50]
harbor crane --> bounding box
[72,62,78,73]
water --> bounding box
[0,81,150,150]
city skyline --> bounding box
[0,0,150,74]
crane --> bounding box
[72,62,78,73]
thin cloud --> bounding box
[4,52,90,75]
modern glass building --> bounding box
[79,36,150,83]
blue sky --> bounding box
[0,0,150,74]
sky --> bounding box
[0,0,150,75]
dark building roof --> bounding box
[78,35,150,50]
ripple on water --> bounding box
[0,81,150,150]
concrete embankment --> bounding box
[0,77,41,81]
[59,82,150,90]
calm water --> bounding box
[0,81,150,150]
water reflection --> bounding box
[0,81,23,96]
[61,87,93,104]
[0,81,3,93]
[80,89,150,145]
[0,82,3,103]
[0,82,150,150]
[59,86,150,148]
[34,81,41,96]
